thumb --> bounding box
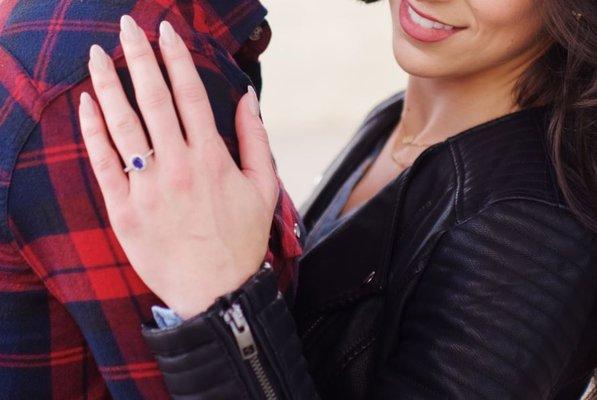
[236,86,279,209]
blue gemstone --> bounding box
[132,156,145,170]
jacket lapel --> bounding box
[299,92,405,231]
[295,92,405,319]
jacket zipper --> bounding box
[221,303,278,400]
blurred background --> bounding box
[260,0,407,207]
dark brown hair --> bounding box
[361,0,597,396]
[516,4,597,396]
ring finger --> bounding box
[88,44,153,176]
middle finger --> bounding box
[119,15,186,159]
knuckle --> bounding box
[200,138,228,169]
[272,176,280,197]
[139,85,172,108]
[94,77,118,92]
[166,47,191,63]
[126,46,152,63]
[137,191,160,211]
[82,124,102,138]
[246,125,270,148]
[174,82,206,105]
[165,169,194,192]
[254,127,271,146]
[94,153,115,173]
[197,134,221,154]
[112,112,140,134]
[270,181,280,207]
[162,157,194,191]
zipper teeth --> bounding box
[222,303,278,400]
[247,353,277,400]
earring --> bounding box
[572,10,583,21]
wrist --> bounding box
[167,261,267,320]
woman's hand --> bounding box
[78,16,278,319]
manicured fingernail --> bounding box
[79,92,95,116]
[159,20,178,46]
[120,15,141,41]
[248,86,260,117]
[89,44,108,70]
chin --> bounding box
[391,31,470,80]
[393,43,453,79]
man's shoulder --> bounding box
[0,0,266,94]
[0,0,264,243]
[0,1,139,92]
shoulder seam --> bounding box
[455,196,573,230]
[448,141,464,223]
[0,45,41,96]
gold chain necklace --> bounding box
[390,127,436,167]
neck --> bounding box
[398,57,535,144]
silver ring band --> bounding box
[124,149,155,173]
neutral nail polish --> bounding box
[120,15,140,41]
[79,92,95,116]
[159,21,177,46]
[89,44,108,70]
[248,86,260,117]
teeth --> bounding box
[407,5,454,30]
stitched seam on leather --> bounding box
[454,223,582,309]
[397,186,456,242]
[157,319,251,398]
[465,202,590,267]
[160,366,239,397]
[335,323,381,365]
[395,197,577,293]
[392,198,591,399]
[404,304,547,396]
[396,346,524,400]
[299,288,382,320]
[410,284,568,375]
[430,259,580,347]
[396,200,434,241]
[456,196,567,227]
[448,142,464,223]
[335,335,377,375]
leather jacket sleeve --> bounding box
[141,263,320,400]
[376,200,597,399]
[142,199,596,399]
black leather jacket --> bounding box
[142,92,597,400]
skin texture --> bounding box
[80,1,549,319]
[79,17,277,319]
[390,0,546,144]
[341,0,548,216]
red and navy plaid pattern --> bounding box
[0,1,303,398]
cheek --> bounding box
[472,0,543,64]
[472,0,541,43]
[390,0,543,78]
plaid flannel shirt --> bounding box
[0,1,303,398]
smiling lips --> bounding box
[399,0,465,43]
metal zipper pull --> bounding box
[222,303,257,359]
[221,303,278,400]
